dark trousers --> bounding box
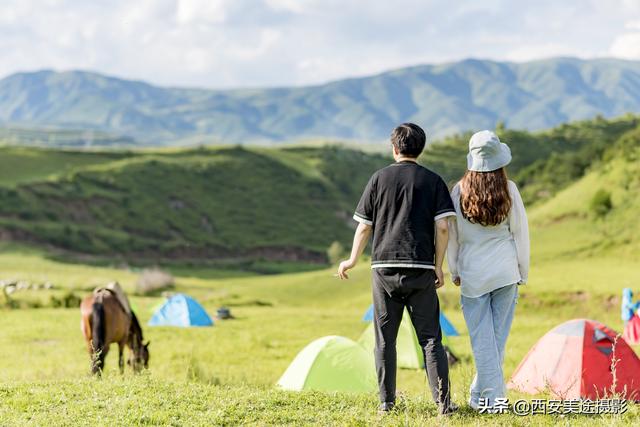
[372,267,450,408]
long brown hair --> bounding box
[459,168,511,226]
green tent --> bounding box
[277,335,377,393]
[358,309,455,370]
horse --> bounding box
[80,289,149,375]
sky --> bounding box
[1,0,640,89]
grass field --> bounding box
[2,119,640,425]
[1,237,639,425]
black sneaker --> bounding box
[378,402,395,414]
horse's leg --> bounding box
[87,342,96,373]
[118,343,124,374]
[81,308,95,374]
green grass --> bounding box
[0,146,132,187]
[2,379,634,426]
[1,233,639,424]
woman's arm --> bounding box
[509,181,530,283]
[447,217,460,285]
[447,184,461,285]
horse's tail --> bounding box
[91,299,106,375]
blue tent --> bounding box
[362,305,374,322]
[438,312,460,336]
[149,294,214,327]
[362,304,460,336]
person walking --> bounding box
[337,123,457,415]
[447,130,530,411]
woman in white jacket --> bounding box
[447,130,530,411]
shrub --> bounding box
[135,268,175,295]
[326,241,346,265]
[590,189,613,218]
[49,292,81,308]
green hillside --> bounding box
[423,114,640,204]
[0,146,131,186]
[0,114,637,267]
[0,145,389,267]
[2,58,640,144]
[530,125,640,261]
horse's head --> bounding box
[128,340,150,371]
[141,341,150,369]
[127,311,149,372]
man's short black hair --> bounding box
[390,123,426,157]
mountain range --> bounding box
[1,57,640,145]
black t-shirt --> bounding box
[353,161,456,269]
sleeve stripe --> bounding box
[353,212,372,221]
[435,207,456,215]
[353,214,373,226]
[434,211,457,221]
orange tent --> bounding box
[508,319,640,401]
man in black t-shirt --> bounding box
[337,123,456,415]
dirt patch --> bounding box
[151,244,327,264]
[0,225,328,265]
[567,290,589,303]
[544,212,585,226]
[0,227,36,242]
[224,299,273,307]
[605,294,621,311]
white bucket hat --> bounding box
[467,130,512,172]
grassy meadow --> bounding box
[1,229,639,425]
[2,116,640,425]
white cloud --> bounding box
[505,43,580,62]
[624,20,640,30]
[176,0,230,25]
[610,32,640,59]
[231,28,281,61]
[264,0,308,14]
[0,0,638,88]
[622,0,640,13]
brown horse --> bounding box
[80,290,149,375]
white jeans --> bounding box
[461,284,518,408]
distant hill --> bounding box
[426,114,640,205]
[1,58,640,145]
[529,124,640,261]
[0,127,136,148]
[0,145,390,268]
